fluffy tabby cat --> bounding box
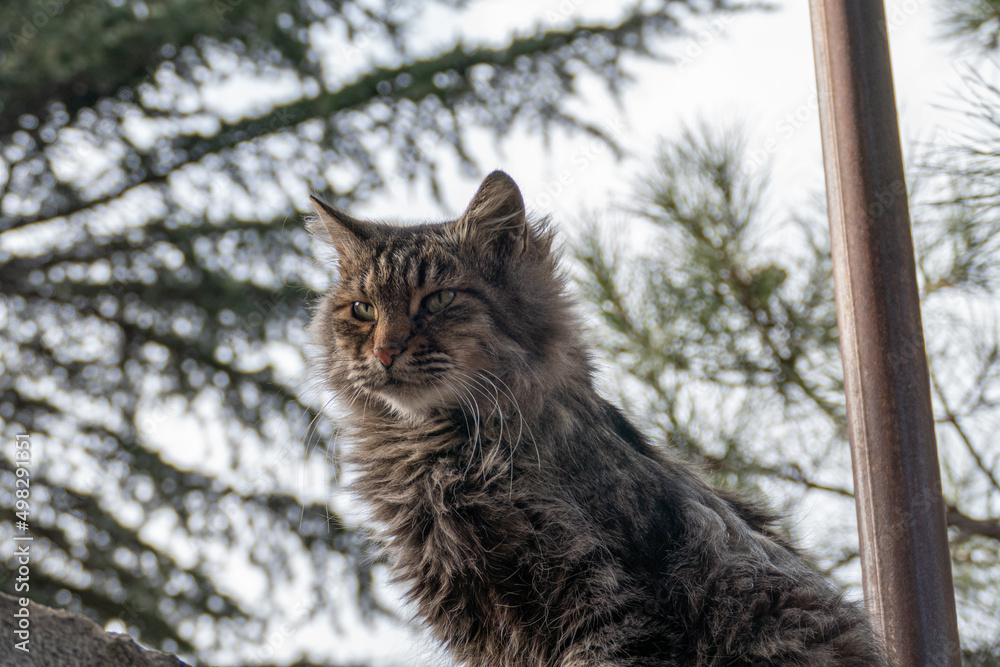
[308,172,886,666]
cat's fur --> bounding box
[309,172,886,666]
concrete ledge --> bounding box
[0,591,192,667]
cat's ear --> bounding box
[454,171,529,254]
[308,195,369,258]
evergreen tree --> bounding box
[0,1,745,663]
[939,0,1000,50]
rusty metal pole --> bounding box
[808,2,962,665]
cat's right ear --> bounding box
[453,171,529,255]
[308,195,368,258]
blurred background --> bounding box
[0,0,998,665]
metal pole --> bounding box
[807,2,962,665]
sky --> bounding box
[355,0,981,237]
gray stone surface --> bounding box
[0,592,192,667]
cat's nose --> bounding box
[374,346,403,368]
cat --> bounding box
[308,171,887,666]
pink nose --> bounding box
[374,346,402,368]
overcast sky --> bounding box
[355,0,982,234]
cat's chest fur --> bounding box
[349,400,658,666]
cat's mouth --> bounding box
[373,380,450,418]
[373,356,449,389]
[365,364,457,417]
[372,368,430,395]
[376,365,430,388]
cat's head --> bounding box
[309,171,580,420]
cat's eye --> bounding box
[424,289,456,314]
[351,301,376,321]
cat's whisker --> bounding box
[454,374,500,440]
[346,385,366,412]
[457,370,522,490]
[461,371,505,455]
[480,369,540,472]
[467,371,520,499]
[447,380,475,441]
[302,391,336,455]
[482,373,516,444]
[302,393,339,520]
[450,376,484,478]
[465,391,483,477]
[282,365,328,397]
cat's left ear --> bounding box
[454,171,529,255]
[308,195,370,259]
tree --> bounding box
[0,0,749,664]
[573,114,1000,663]
[939,0,1000,50]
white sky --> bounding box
[356,0,982,235]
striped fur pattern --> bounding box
[309,172,887,666]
